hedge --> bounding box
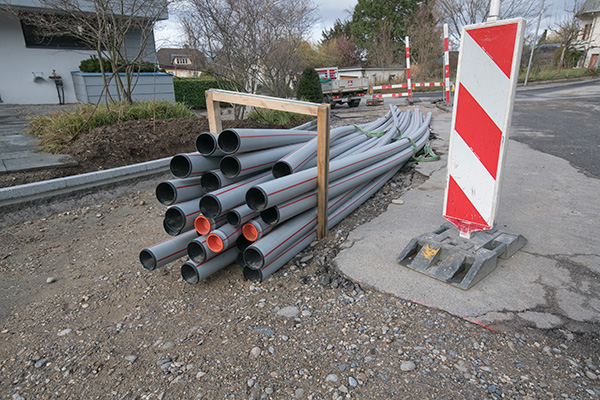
[173,78,239,109]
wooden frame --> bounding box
[205,89,331,239]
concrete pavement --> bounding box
[0,105,77,174]
[334,112,600,333]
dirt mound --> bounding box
[0,118,294,188]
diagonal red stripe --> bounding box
[445,175,489,227]
[455,84,502,179]
[466,23,518,79]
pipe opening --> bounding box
[170,155,192,178]
[201,172,221,192]
[260,207,279,225]
[199,195,221,219]
[242,223,259,242]
[217,129,240,154]
[243,266,261,281]
[226,210,241,227]
[219,156,241,178]
[236,235,252,252]
[164,208,185,235]
[181,263,199,284]
[156,182,176,206]
[243,247,264,270]
[207,233,224,252]
[194,215,212,235]
[187,240,206,264]
[246,187,268,211]
[272,161,293,178]
[195,133,217,155]
[139,249,157,271]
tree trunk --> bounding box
[557,46,566,73]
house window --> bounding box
[175,58,189,65]
[20,16,93,50]
[582,24,591,41]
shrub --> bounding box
[28,101,196,152]
[78,56,159,73]
[247,109,312,126]
[296,67,323,103]
[173,78,239,109]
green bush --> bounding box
[78,56,159,73]
[173,78,239,109]
[296,67,323,103]
[247,109,312,126]
[28,101,196,152]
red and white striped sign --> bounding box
[443,18,525,238]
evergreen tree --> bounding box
[296,67,323,103]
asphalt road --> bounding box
[511,80,600,178]
[347,79,600,178]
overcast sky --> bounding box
[154,0,579,49]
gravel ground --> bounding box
[1,104,599,399]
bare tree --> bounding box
[365,21,398,66]
[4,0,170,103]
[407,0,443,80]
[552,1,582,72]
[437,0,541,43]
[181,0,317,112]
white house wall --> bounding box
[0,13,159,104]
[0,13,96,104]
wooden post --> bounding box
[204,89,331,238]
[205,90,222,134]
[316,105,330,239]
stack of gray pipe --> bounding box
[139,105,433,285]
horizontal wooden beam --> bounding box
[208,89,323,116]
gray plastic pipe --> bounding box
[220,143,302,178]
[181,247,239,284]
[195,132,226,156]
[273,132,369,178]
[271,126,357,178]
[242,218,275,242]
[246,112,431,210]
[140,229,199,271]
[244,189,362,270]
[226,203,259,227]
[199,171,273,218]
[207,224,243,253]
[274,131,367,174]
[217,129,317,154]
[170,152,221,179]
[156,177,205,206]
[186,235,213,264]
[261,144,416,226]
[200,169,247,192]
[194,214,227,235]
[163,198,204,236]
[244,166,401,281]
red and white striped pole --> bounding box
[405,36,412,100]
[443,24,451,105]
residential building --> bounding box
[157,48,205,78]
[576,0,600,69]
[0,0,166,104]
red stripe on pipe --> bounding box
[158,248,186,262]
[176,183,203,189]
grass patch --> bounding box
[519,67,598,83]
[247,108,312,126]
[29,101,196,152]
